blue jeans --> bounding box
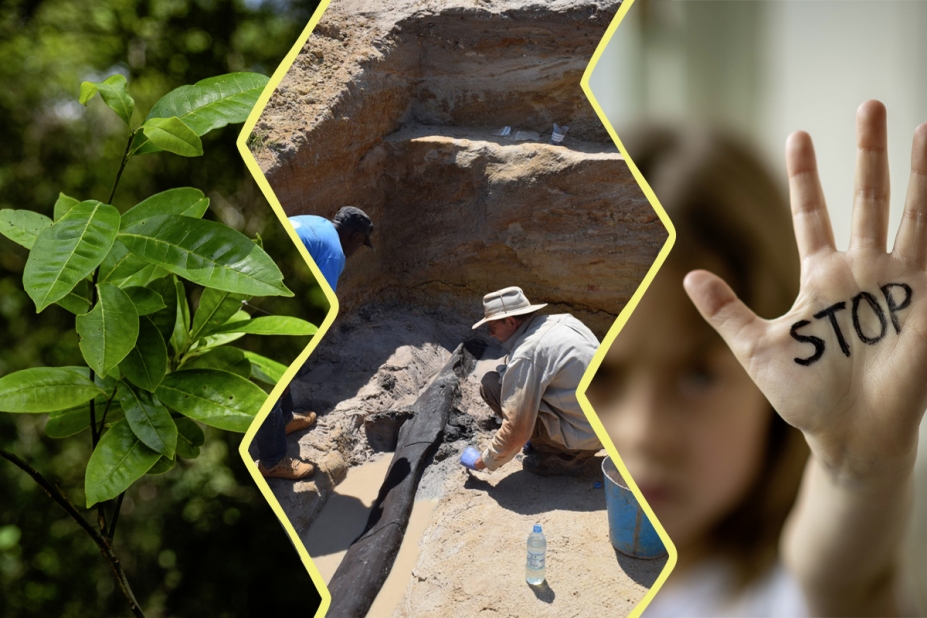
[255,386,294,467]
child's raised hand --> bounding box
[684,101,927,484]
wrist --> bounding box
[806,438,917,492]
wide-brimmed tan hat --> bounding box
[472,286,547,329]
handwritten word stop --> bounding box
[790,283,912,366]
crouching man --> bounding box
[469,286,602,476]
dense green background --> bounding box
[0,0,330,615]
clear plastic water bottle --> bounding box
[525,523,546,585]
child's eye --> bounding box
[678,367,715,395]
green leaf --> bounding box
[170,277,190,357]
[189,309,249,354]
[175,418,204,459]
[119,264,171,288]
[0,209,52,250]
[118,215,292,297]
[131,72,269,156]
[117,381,177,457]
[147,278,178,342]
[46,406,93,438]
[192,332,245,353]
[120,188,209,229]
[55,279,92,315]
[79,74,135,125]
[182,347,250,379]
[76,284,140,376]
[0,367,104,413]
[54,193,80,221]
[45,401,124,438]
[148,456,175,475]
[23,201,120,312]
[119,316,168,392]
[209,316,317,337]
[99,240,151,285]
[141,117,203,157]
[123,286,165,316]
[191,287,248,340]
[85,419,160,507]
[96,366,121,387]
[155,369,267,432]
[242,351,287,385]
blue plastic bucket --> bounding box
[602,456,666,559]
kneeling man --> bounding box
[471,286,602,476]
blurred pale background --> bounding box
[590,0,927,604]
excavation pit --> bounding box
[249,0,668,613]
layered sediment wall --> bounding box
[253,0,666,335]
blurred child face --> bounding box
[587,264,772,557]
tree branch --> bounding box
[0,448,146,618]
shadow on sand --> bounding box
[614,548,668,588]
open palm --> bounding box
[685,101,927,481]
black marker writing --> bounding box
[852,291,887,344]
[790,320,826,366]
[813,302,851,357]
[880,282,912,334]
[789,282,913,366]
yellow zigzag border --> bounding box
[235,0,678,615]
[578,0,679,615]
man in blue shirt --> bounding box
[289,206,374,293]
[255,206,374,480]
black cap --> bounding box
[333,206,373,248]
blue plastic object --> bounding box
[460,446,481,470]
[602,456,666,559]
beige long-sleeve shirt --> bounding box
[481,313,602,471]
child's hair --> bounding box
[621,125,810,587]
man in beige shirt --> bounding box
[468,287,602,476]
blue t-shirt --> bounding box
[289,215,345,292]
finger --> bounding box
[893,123,927,269]
[850,100,891,252]
[787,131,836,260]
[683,270,766,371]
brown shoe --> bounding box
[258,456,316,480]
[285,411,317,435]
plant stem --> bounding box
[107,492,126,541]
[107,130,135,205]
[97,384,118,436]
[89,395,99,445]
[88,267,101,445]
[0,448,146,618]
[87,268,106,533]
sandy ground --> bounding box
[383,347,665,617]
[392,461,665,618]
[273,304,663,616]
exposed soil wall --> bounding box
[252,0,665,336]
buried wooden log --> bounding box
[326,339,484,617]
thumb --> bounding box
[683,270,766,366]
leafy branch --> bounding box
[0,71,317,615]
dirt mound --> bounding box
[251,303,482,529]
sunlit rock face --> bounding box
[253,0,666,336]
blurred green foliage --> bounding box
[0,0,329,615]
